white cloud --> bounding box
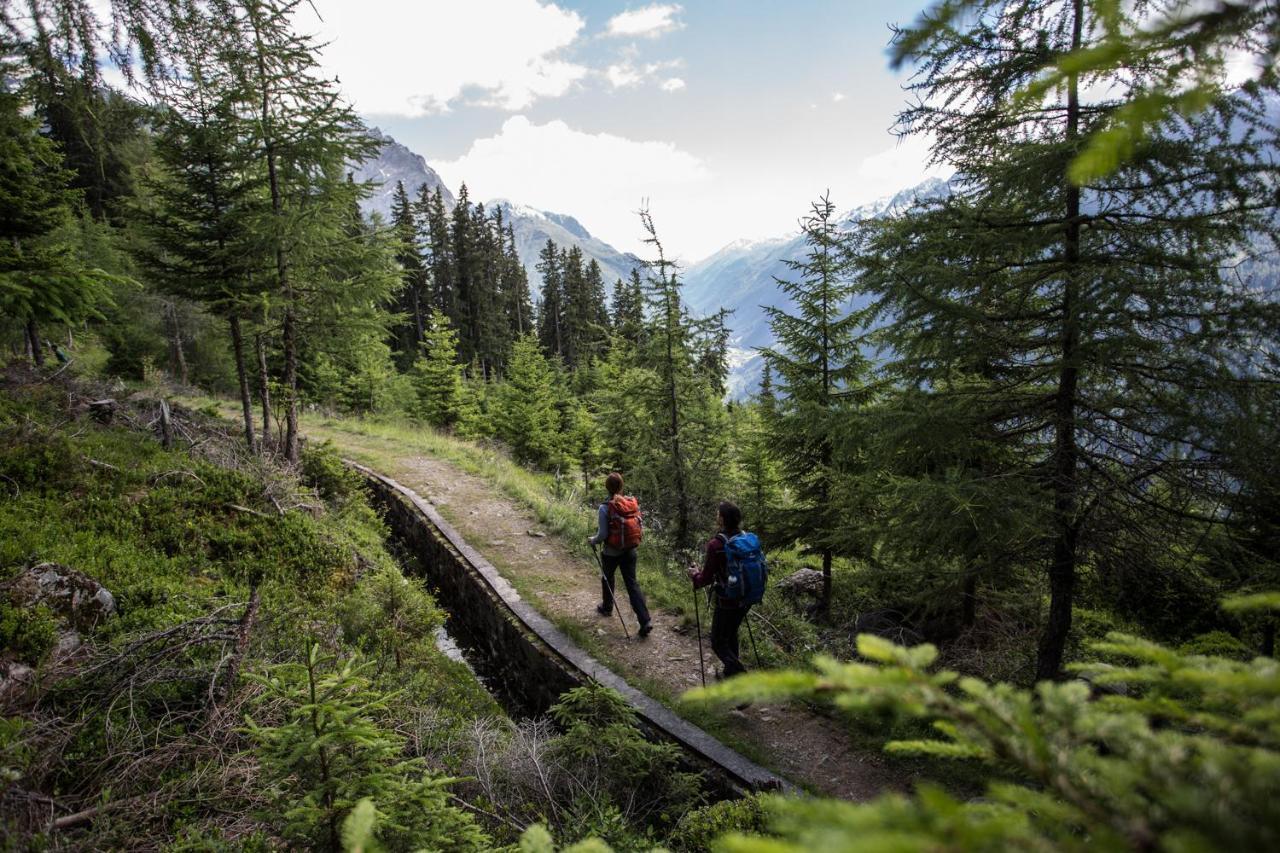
[310,0,587,116]
[605,62,645,88]
[832,92,846,103]
[660,77,686,92]
[845,134,952,203]
[436,116,709,255]
[606,4,684,39]
[604,56,682,89]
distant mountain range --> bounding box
[352,130,956,397]
[354,131,1276,400]
[683,178,955,398]
[488,200,644,291]
[354,131,643,292]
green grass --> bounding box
[2,382,506,845]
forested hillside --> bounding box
[3,0,1280,850]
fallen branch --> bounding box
[211,585,260,709]
[36,359,75,384]
[150,470,207,487]
[227,503,269,518]
[85,458,120,473]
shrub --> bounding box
[245,645,488,852]
[340,565,444,669]
[669,796,767,852]
[549,685,702,830]
[688,593,1280,852]
[301,441,364,504]
[0,601,57,665]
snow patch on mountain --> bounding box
[353,128,455,221]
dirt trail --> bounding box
[337,446,915,802]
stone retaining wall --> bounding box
[352,463,792,797]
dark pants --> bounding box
[711,601,751,677]
[599,549,650,627]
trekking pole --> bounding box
[591,543,631,640]
[692,579,706,687]
[745,611,762,669]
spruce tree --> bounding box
[135,21,266,451]
[501,222,532,342]
[536,239,565,359]
[858,0,1280,678]
[494,333,565,468]
[417,185,455,322]
[0,78,112,367]
[388,180,427,369]
[412,308,466,430]
[245,645,487,852]
[610,274,643,347]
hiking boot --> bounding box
[596,603,611,617]
[638,622,653,638]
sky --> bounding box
[305,0,948,262]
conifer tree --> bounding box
[736,402,782,539]
[417,185,455,321]
[0,78,112,367]
[611,270,646,347]
[560,245,588,365]
[633,210,731,549]
[233,0,382,462]
[245,645,487,852]
[388,180,427,368]
[494,333,565,468]
[135,19,265,451]
[858,0,1280,678]
[449,182,481,366]
[761,193,868,610]
[501,222,533,343]
[412,308,465,430]
[536,239,565,359]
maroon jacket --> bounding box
[691,531,745,607]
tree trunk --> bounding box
[230,316,257,454]
[1036,0,1084,683]
[281,304,299,463]
[255,331,273,451]
[159,399,174,450]
[27,318,44,367]
[252,9,298,463]
[820,548,833,613]
[412,284,424,345]
[167,303,190,386]
[962,567,978,627]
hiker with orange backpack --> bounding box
[587,472,653,638]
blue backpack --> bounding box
[717,531,768,605]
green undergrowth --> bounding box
[0,380,502,848]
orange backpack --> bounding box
[605,495,643,549]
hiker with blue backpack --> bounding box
[687,500,767,678]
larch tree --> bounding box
[858,0,1280,679]
[230,0,382,462]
